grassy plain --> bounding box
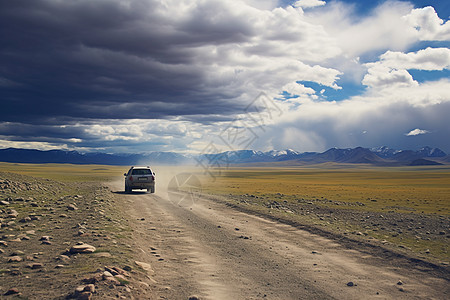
[201,165,450,215]
[200,165,450,262]
[1,162,448,263]
[0,162,126,182]
[0,163,146,298]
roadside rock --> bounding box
[135,261,154,275]
[104,275,121,286]
[69,243,96,254]
[8,256,23,263]
[67,204,78,211]
[56,254,71,262]
[73,284,95,300]
[105,266,130,277]
[40,236,53,245]
[103,270,114,278]
[4,288,20,296]
[19,216,32,223]
[27,263,44,269]
[92,252,111,258]
[7,209,18,218]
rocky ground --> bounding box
[0,172,154,299]
[108,180,450,299]
[226,193,450,266]
[1,169,448,299]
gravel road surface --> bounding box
[112,180,448,300]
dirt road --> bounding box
[112,180,449,300]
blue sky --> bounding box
[0,0,449,154]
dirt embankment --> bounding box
[0,172,154,299]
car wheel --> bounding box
[150,186,155,193]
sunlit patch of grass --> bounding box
[116,277,130,285]
[0,162,125,182]
[198,165,450,262]
[199,166,450,215]
[368,230,448,258]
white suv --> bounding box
[124,166,155,193]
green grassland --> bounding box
[200,165,450,215]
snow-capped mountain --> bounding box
[0,146,447,166]
[417,146,446,157]
[370,146,401,158]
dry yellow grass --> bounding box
[2,162,449,215]
[200,166,450,215]
[1,162,448,261]
[0,162,125,182]
[198,165,450,261]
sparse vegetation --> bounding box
[0,164,152,299]
[200,165,450,262]
[1,162,448,298]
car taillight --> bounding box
[129,176,133,181]
[151,175,155,181]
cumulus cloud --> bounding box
[363,67,417,88]
[251,79,450,152]
[368,47,450,71]
[0,140,73,151]
[403,6,450,41]
[302,2,449,58]
[293,0,326,9]
[363,47,450,88]
[282,82,316,96]
[406,129,430,136]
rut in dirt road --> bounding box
[117,184,449,300]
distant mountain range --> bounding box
[0,146,448,166]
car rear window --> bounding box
[131,169,152,175]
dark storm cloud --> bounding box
[0,122,81,138]
[0,0,255,125]
[2,0,448,154]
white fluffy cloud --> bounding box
[302,2,449,58]
[293,0,326,9]
[406,129,430,136]
[363,47,450,88]
[282,82,316,96]
[374,47,450,70]
[403,6,450,41]
[250,78,450,152]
